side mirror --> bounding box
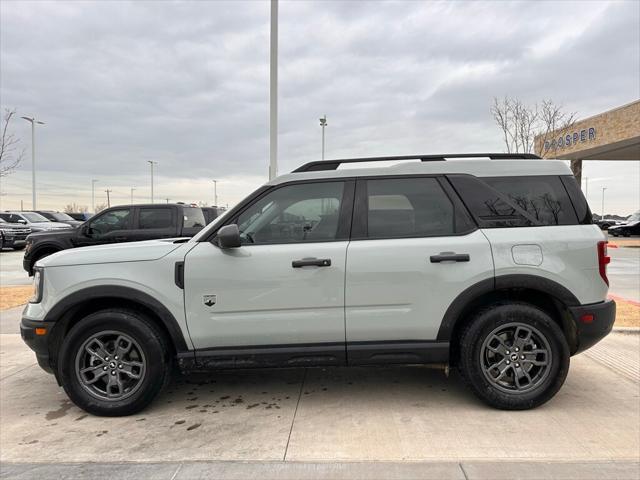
[82,225,95,236]
[216,224,241,249]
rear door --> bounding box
[345,176,494,364]
[130,206,179,241]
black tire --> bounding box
[29,249,59,274]
[458,302,569,410]
[58,309,172,416]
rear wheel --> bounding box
[458,303,569,410]
[58,309,172,416]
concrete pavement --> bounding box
[608,247,640,303]
[1,332,638,466]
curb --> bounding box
[612,326,640,334]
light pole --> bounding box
[212,180,218,206]
[91,179,99,213]
[130,187,136,204]
[269,0,278,180]
[601,187,607,220]
[319,115,327,160]
[147,161,157,203]
[21,116,45,209]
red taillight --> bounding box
[597,241,610,286]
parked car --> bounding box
[23,203,206,274]
[35,210,83,228]
[67,212,93,222]
[0,218,32,250]
[20,153,614,416]
[0,212,72,233]
[596,218,621,230]
[608,211,640,237]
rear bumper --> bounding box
[20,318,55,373]
[569,299,616,354]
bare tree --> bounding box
[0,109,25,177]
[94,203,107,213]
[63,203,89,213]
[491,97,576,155]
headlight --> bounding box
[30,268,44,303]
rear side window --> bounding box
[183,207,206,228]
[358,177,473,239]
[449,175,578,227]
[138,208,174,229]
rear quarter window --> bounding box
[449,175,579,227]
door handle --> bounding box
[430,252,470,263]
[292,258,332,268]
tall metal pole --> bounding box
[601,187,607,219]
[130,187,136,204]
[269,0,278,180]
[319,115,327,160]
[21,116,45,209]
[105,189,112,208]
[147,161,156,203]
[212,180,218,206]
[91,179,98,213]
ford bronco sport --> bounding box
[20,153,615,416]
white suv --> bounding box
[21,153,615,416]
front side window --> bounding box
[363,177,461,238]
[89,208,131,235]
[235,182,345,244]
[139,208,174,229]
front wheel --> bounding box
[458,303,569,410]
[58,309,172,416]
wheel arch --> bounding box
[439,275,580,363]
[45,286,189,372]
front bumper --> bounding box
[20,318,56,373]
[569,299,616,354]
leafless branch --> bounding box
[0,109,25,177]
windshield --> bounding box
[626,211,640,223]
[20,212,50,222]
[50,212,75,221]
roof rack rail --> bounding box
[292,153,541,172]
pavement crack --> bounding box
[169,462,183,480]
[459,463,470,480]
[283,368,307,461]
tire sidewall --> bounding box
[460,303,570,410]
[58,310,169,416]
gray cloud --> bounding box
[0,0,638,212]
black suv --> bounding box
[23,203,205,274]
[609,211,640,237]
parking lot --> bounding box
[1,244,639,478]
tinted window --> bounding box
[235,182,345,244]
[450,175,578,228]
[560,175,591,224]
[139,208,174,229]
[89,208,131,235]
[364,178,459,238]
[183,207,206,228]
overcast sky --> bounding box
[1,0,639,215]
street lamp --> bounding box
[212,180,218,207]
[147,161,157,203]
[91,179,99,213]
[130,187,136,204]
[319,115,327,160]
[269,0,278,180]
[21,116,45,209]
[601,187,607,220]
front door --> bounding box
[74,207,133,247]
[184,180,354,363]
[345,176,494,364]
